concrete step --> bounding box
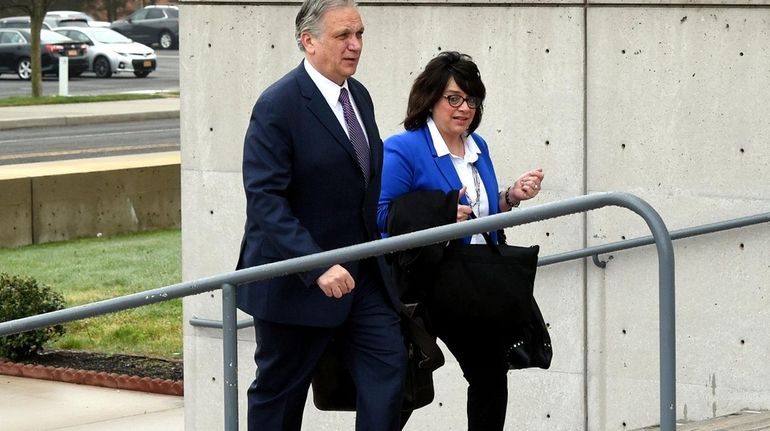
[637,410,770,431]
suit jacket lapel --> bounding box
[295,65,359,165]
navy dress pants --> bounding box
[246,267,407,431]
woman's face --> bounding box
[431,77,478,143]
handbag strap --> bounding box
[401,305,445,371]
[467,212,502,255]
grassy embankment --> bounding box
[0,229,182,360]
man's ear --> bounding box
[300,32,315,54]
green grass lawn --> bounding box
[0,229,182,360]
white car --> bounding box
[46,10,111,28]
[54,26,157,78]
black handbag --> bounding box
[427,229,553,370]
[427,237,538,331]
[311,304,444,411]
[385,189,552,370]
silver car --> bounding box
[54,26,156,78]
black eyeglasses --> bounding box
[443,94,482,109]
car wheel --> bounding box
[159,31,175,49]
[133,70,150,78]
[94,57,112,78]
[17,57,32,80]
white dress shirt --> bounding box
[303,59,369,143]
[427,117,489,244]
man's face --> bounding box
[302,6,364,85]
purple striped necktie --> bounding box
[338,87,370,185]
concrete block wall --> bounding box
[179,0,770,429]
[0,179,32,248]
[0,165,181,248]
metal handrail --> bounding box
[0,192,677,431]
[188,212,770,329]
[543,211,770,268]
[189,210,770,327]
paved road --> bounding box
[0,50,179,98]
[0,118,180,165]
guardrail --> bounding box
[0,192,678,431]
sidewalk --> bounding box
[0,375,183,431]
[0,97,179,130]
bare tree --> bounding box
[51,0,111,21]
[0,0,58,97]
[102,0,134,22]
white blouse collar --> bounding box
[427,116,481,163]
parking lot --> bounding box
[0,50,179,98]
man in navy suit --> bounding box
[236,0,407,429]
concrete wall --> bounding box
[0,165,181,248]
[179,0,770,429]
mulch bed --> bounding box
[0,349,183,396]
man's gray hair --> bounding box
[295,0,357,51]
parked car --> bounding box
[0,16,53,30]
[110,5,178,50]
[54,26,156,78]
[45,11,110,28]
[0,12,108,30]
[0,28,89,79]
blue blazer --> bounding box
[377,124,501,244]
[236,62,398,327]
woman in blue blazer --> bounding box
[378,52,544,431]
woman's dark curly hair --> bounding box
[403,51,486,133]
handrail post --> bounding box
[652,212,676,431]
[605,193,676,431]
[222,283,238,431]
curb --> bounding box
[0,110,180,131]
[0,360,183,396]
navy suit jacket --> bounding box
[236,62,397,327]
[377,124,502,244]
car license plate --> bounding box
[67,50,77,56]
[143,60,152,67]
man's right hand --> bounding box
[316,264,355,298]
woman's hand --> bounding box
[509,168,545,205]
[456,186,473,222]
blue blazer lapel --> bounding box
[474,151,499,215]
[422,126,466,204]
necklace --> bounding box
[465,164,481,215]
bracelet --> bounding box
[504,186,519,208]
